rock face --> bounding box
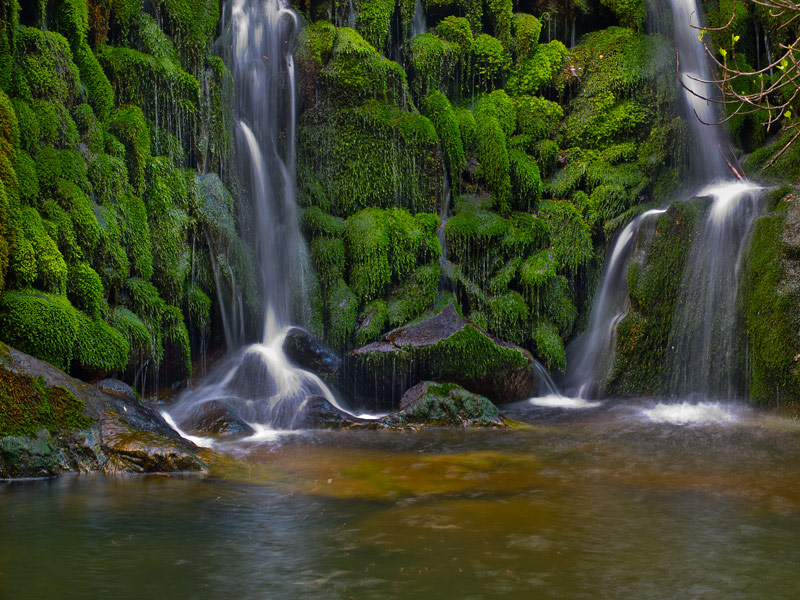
[0,343,205,477]
[740,192,800,406]
[350,304,535,408]
[283,328,342,375]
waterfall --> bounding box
[411,0,426,37]
[166,0,358,435]
[563,209,666,398]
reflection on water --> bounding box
[3,404,800,599]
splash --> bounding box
[642,402,735,425]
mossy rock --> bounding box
[740,193,800,406]
[376,381,505,427]
[351,303,534,408]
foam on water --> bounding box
[242,423,299,442]
[642,402,735,425]
[161,412,216,448]
[528,395,602,409]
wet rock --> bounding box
[293,395,356,428]
[0,343,206,477]
[350,303,535,408]
[283,328,342,375]
[380,382,505,427]
[187,400,255,436]
[0,432,60,478]
[94,379,137,402]
[226,349,278,399]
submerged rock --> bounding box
[381,382,504,427]
[283,328,342,376]
[0,343,205,477]
[187,400,255,436]
[351,303,535,408]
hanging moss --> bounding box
[356,0,394,52]
[487,290,529,345]
[109,306,154,370]
[0,290,79,371]
[519,249,556,306]
[532,320,565,371]
[541,274,577,336]
[472,33,510,92]
[540,200,592,270]
[502,212,547,257]
[10,207,67,295]
[162,303,191,378]
[31,100,79,150]
[325,277,358,350]
[73,312,130,375]
[310,236,345,291]
[600,0,646,30]
[409,32,453,98]
[55,179,100,257]
[434,16,473,98]
[67,261,107,320]
[506,40,566,96]
[386,263,439,328]
[298,100,441,216]
[17,26,81,105]
[343,207,390,303]
[445,198,508,287]
[453,107,476,155]
[509,148,542,211]
[302,205,346,238]
[355,298,388,346]
[109,105,151,193]
[12,99,40,155]
[474,111,510,213]
[514,95,562,142]
[94,202,131,291]
[512,13,541,61]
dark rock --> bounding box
[226,349,278,399]
[0,343,206,476]
[283,328,342,375]
[94,379,137,402]
[293,395,356,428]
[350,303,535,408]
[187,399,255,436]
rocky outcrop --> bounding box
[350,303,535,408]
[283,328,342,376]
[0,343,205,477]
[381,381,505,427]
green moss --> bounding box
[12,99,40,155]
[453,107,476,155]
[0,290,78,370]
[67,262,107,320]
[344,207,390,303]
[487,290,528,345]
[541,274,577,336]
[444,198,508,287]
[298,100,440,216]
[15,152,38,204]
[600,0,646,30]
[93,203,131,293]
[386,263,439,328]
[607,202,700,395]
[514,95,562,142]
[409,32,454,99]
[55,179,100,257]
[109,306,153,368]
[310,236,345,291]
[512,13,541,61]
[509,148,542,211]
[184,281,210,335]
[507,40,566,96]
[0,361,93,437]
[532,320,565,371]
[356,0,394,52]
[540,200,592,270]
[475,112,510,212]
[109,105,151,193]
[10,207,67,294]
[740,202,800,406]
[17,27,81,105]
[73,312,130,374]
[355,298,388,346]
[301,205,345,239]
[519,249,556,303]
[390,381,502,427]
[472,33,510,92]
[325,277,358,350]
[162,303,191,378]
[31,100,79,150]
[486,0,512,50]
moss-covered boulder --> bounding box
[351,302,535,408]
[0,342,205,477]
[379,381,505,427]
[740,192,800,407]
[606,202,703,395]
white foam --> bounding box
[528,395,601,409]
[161,411,216,448]
[241,423,299,442]
[697,181,761,225]
[642,402,735,425]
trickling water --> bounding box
[411,0,426,37]
[168,0,362,433]
[664,181,761,398]
[563,209,666,398]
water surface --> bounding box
[3,401,800,599]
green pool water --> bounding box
[3,400,800,599]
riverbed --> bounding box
[3,399,800,599]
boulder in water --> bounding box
[351,303,535,407]
[184,400,255,436]
[380,381,504,427]
[0,343,205,477]
[283,328,342,375]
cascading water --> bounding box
[411,0,426,37]
[562,209,666,398]
[167,0,354,436]
[557,0,762,406]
